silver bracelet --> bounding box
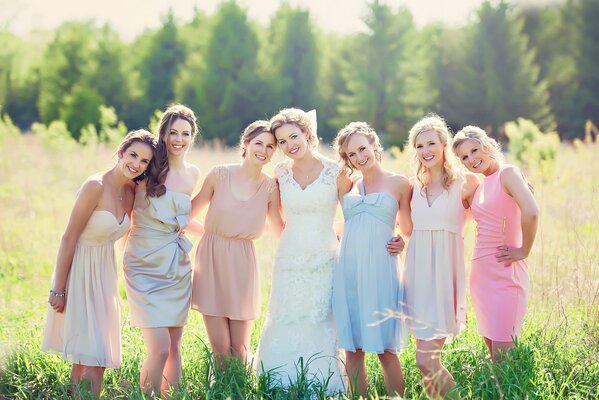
[49,289,66,297]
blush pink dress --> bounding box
[192,165,276,320]
[403,178,467,342]
[470,165,530,342]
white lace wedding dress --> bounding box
[255,158,345,393]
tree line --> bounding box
[0,0,597,146]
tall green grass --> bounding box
[0,133,597,398]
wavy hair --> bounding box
[146,104,198,197]
[408,114,459,193]
[334,121,383,175]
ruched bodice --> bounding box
[342,191,398,229]
[124,190,193,328]
[77,210,130,246]
[333,183,407,354]
[471,167,522,259]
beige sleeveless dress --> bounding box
[192,165,275,320]
[123,190,193,328]
[42,210,129,368]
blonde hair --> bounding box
[239,120,275,157]
[452,125,504,164]
[270,108,318,148]
[334,121,383,175]
[408,114,458,192]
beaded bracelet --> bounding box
[49,289,66,297]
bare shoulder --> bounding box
[80,174,104,196]
[186,162,201,180]
[464,172,480,188]
[387,172,410,190]
[499,164,524,185]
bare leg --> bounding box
[491,340,516,361]
[484,337,493,356]
[345,350,367,398]
[161,326,184,394]
[229,319,253,362]
[203,315,232,369]
[415,339,455,398]
[80,366,106,398]
[140,327,171,395]
[70,364,84,394]
[378,351,404,398]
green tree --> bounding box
[59,85,103,140]
[462,1,555,134]
[267,4,318,111]
[197,1,267,144]
[136,11,184,121]
[522,3,582,138]
[37,22,96,124]
[335,1,425,145]
[576,0,599,130]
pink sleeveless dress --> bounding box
[192,165,276,320]
[470,165,529,342]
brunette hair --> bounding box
[240,120,275,157]
[334,121,383,175]
[146,104,198,197]
[117,129,158,183]
[408,114,458,192]
[270,108,318,148]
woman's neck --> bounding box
[361,162,385,183]
[240,158,263,180]
[168,153,186,170]
[293,149,318,169]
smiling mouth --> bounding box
[255,154,266,161]
[473,160,482,168]
[289,147,300,155]
[423,155,434,161]
[127,166,139,174]
[172,144,184,150]
[358,158,368,166]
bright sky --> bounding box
[3,0,555,41]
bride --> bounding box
[255,109,403,394]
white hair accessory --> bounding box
[306,109,317,136]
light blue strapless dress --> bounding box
[332,182,408,354]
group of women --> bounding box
[42,105,538,398]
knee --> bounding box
[150,344,171,363]
[211,340,231,356]
[230,341,247,357]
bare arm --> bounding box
[190,169,216,219]
[49,179,103,313]
[461,173,480,209]
[266,180,285,238]
[337,170,353,201]
[496,165,539,266]
[396,175,413,238]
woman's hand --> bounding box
[496,245,527,267]
[48,291,66,313]
[386,235,405,256]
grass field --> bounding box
[0,131,598,399]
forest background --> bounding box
[0,0,598,145]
